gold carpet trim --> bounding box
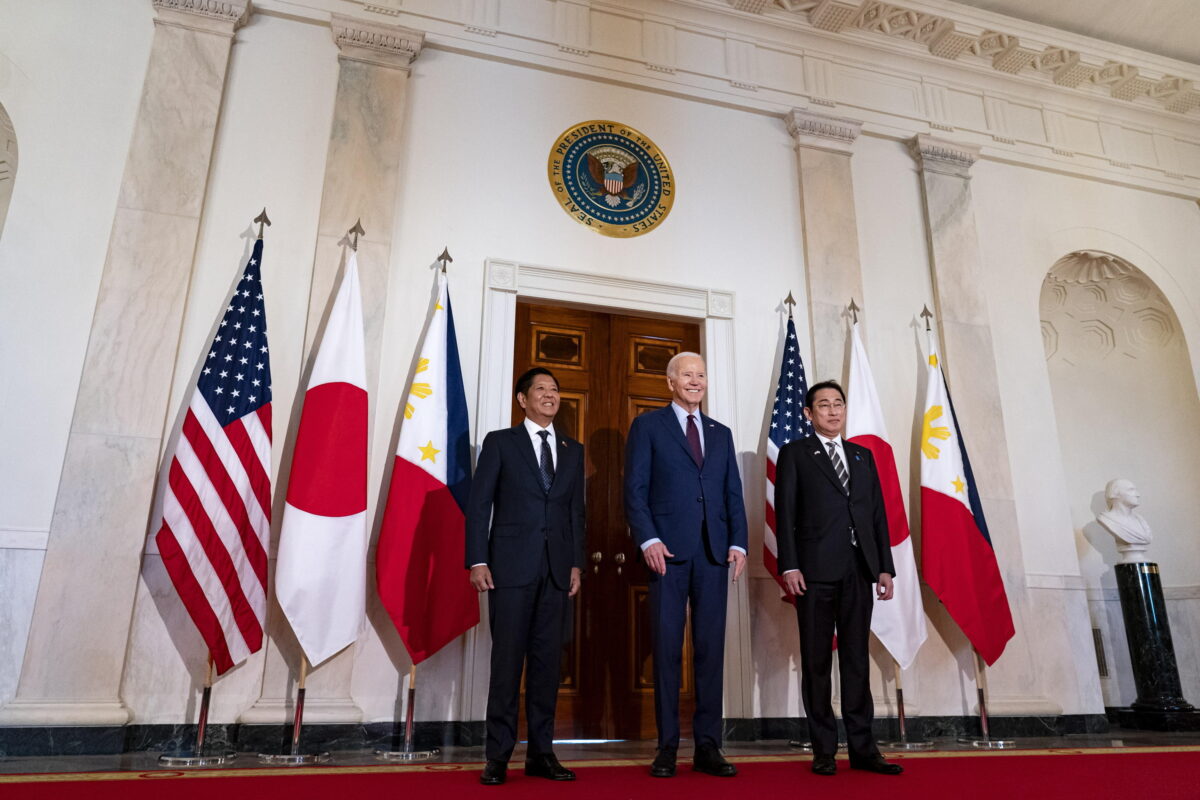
[2,745,1198,785]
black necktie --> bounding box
[686,414,704,468]
[538,430,555,492]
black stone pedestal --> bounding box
[1114,562,1200,731]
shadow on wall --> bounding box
[0,102,17,240]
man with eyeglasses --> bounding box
[774,380,902,777]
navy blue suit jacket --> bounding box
[624,404,748,563]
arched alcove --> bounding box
[0,102,16,240]
[1040,250,1200,705]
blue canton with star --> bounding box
[769,317,813,448]
[198,239,272,426]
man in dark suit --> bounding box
[625,352,748,778]
[775,380,902,776]
[465,367,585,786]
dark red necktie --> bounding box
[686,414,704,468]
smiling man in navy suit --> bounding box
[775,380,901,777]
[625,352,748,778]
[466,367,585,786]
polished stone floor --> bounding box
[3,727,1199,776]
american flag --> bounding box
[155,239,272,675]
[763,315,813,601]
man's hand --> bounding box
[783,570,807,596]
[643,541,674,576]
[569,567,582,597]
[727,549,746,581]
[470,565,494,593]
[876,573,894,601]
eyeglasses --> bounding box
[813,401,845,411]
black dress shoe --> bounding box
[693,745,737,777]
[811,754,837,776]
[525,753,576,781]
[650,747,677,778]
[849,754,903,775]
[480,760,507,785]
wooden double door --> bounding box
[512,301,701,740]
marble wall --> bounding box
[2,0,1199,735]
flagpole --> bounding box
[958,649,1015,748]
[880,657,932,751]
[259,654,331,764]
[376,663,440,761]
[158,653,237,766]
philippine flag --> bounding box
[846,322,927,669]
[919,332,1014,666]
[275,252,369,667]
[375,269,477,665]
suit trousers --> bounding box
[795,547,879,759]
[648,546,728,750]
[485,546,566,762]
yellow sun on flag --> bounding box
[929,353,939,368]
[952,476,965,493]
[921,405,952,459]
[405,358,433,419]
[418,440,441,463]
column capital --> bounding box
[785,108,862,155]
[909,134,980,178]
[151,0,250,37]
[331,14,425,70]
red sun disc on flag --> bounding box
[286,381,368,516]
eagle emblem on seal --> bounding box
[586,146,640,207]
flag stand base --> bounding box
[375,670,439,761]
[257,668,331,765]
[959,659,1015,748]
[787,740,813,751]
[158,751,237,766]
[375,747,440,761]
[958,736,1017,749]
[881,738,934,751]
[257,752,331,765]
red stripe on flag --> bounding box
[168,460,263,654]
[183,411,269,587]
[257,404,273,445]
[847,434,910,546]
[377,457,479,665]
[223,412,271,526]
[921,487,1015,665]
[766,459,776,483]
[765,502,776,532]
[155,522,236,674]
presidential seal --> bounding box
[547,120,675,238]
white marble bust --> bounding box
[1096,478,1153,564]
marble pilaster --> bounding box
[785,109,864,383]
[0,0,249,726]
[242,15,424,725]
[907,134,1060,716]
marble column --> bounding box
[908,135,1058,715]
[785,109,865,383]
[0,0,250,726]
[240,15,424,725]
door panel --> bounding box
[512,301,700,740]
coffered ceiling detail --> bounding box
[735,1,1200,115]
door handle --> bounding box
[614,552,626,576]
[591,551,603,574]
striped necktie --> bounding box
[826,440,857,546]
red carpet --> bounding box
[2,748,1197,799]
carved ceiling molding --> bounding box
[732,1,1200,115]
[331,13,425,69]
[151,0,250,35]
[785,108,862,154]
[909,133,979,177]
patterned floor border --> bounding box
[2,745,1199,785]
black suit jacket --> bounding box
[774,435,895,582]
[464,423,586,589]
